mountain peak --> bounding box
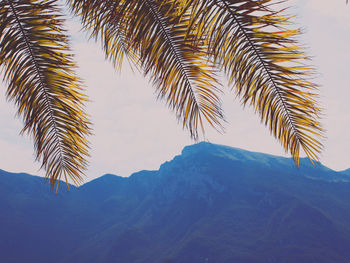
[182,141,245,157]
[166,142,349,183]
[181,142,283,164]
[81,173,123,187]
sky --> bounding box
[0,0,349,182]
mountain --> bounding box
[341,168,350,177]
[1,142,350,263]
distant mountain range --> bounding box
[1,142,350,263]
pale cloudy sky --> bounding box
[0,0,349,182]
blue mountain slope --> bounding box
[1,142,350,263]
[341,168,350,177]
[176,142,343,181]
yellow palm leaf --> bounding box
[190,0,323,163]
[69,0,224,139]
[0,0,91,189]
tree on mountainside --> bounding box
[0,0,323,189]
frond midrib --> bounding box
[218,0,302,143]
[7,0,67,171]
[106,3,136,65]
[145,0,201,110]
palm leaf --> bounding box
[69,0,224,139]
[190,0,323,163]
[0,0,91,189]
[68,0,138,70]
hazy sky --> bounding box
[0,0,349,182]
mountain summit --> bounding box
[160,142,347,183]
[1,143,350,263]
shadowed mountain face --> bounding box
[341,168,350,177]
[1,142,350,263]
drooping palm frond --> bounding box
[189,0,323,163]
[0,0,91,189]
[68,0,138,70]
[69,0,224,139]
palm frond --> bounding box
[0,0,91,189]
[189,0,323,163]
[67,0,138,71]
[69,0,224,139]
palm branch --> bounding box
[0,0,91,189]
[188,0,323,163]
[68,0,224,139]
